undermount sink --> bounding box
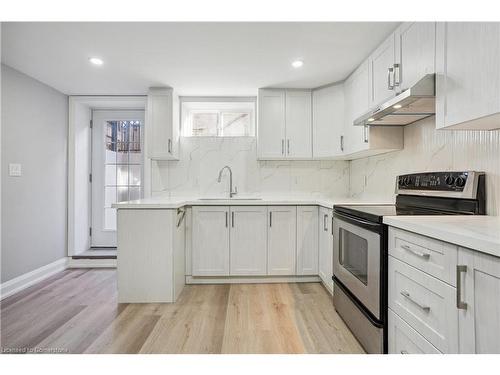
[197,197,262,201]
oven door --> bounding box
[333,213,381,319]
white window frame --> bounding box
[180,97,256,138]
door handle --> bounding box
[363,125,369,143]
[287,139,290,155]
[401,244,430,260]
[269,211,272,227]
[340,135,344,152]
[456,265,468,310]
[225,212,228,228]
[323,214,328,231]
[176,208,186,227]
[393,63,401,87]
[387,67,394,90]
[281,139,285,155]
[231,211,234,228]
[400,291,430,312]
[168,139,172,154]
[331,216,334,235]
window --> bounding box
[181,98,256,137]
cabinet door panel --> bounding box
[285,90,312,159]
[258,89,286,159]
[397,22,436,91]
[318,207,333,291]
[192,206,230,276]
[268,206,297,275]
[230,206,267,275]
[459,248,500,353]
[370,33,396,106]
[437,22,500,129]
[312,85,344,158]
[297,206,319,275]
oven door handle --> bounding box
[333,211,382,232]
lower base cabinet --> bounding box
[318,207,333,291]
[230,206,268,275]
[267,206,297,275]
[296,206,319,275]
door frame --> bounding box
[67,96,147,256]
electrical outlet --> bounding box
[9,163,22,177]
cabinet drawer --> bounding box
[389,227,458,286]
[388,309,441,354]
[389,256,458,353]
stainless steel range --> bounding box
[332,171,485,354]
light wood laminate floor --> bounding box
[0,269,364,354]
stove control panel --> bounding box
[396,171,484,199]
[398,172,468,191]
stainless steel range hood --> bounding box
[354,74,435,127]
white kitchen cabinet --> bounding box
[258,89,312,160]
[370,32,396,107]
[343,61,403,159]
[117,208,185,303]
[229,206,268,276]
[268,206,297,275]
[146,88,180,160]
[312,84,344,158]
[257,89,286,159]
[285,90,312,159]
[458,247,500,353]
[192,206,230,276]
[296,206,319,275]
[436,22,500,130]
[318,207,333,292]
[395,22,436,92]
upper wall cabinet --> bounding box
[395,22,436,92]
[344,60,403,158]
[370,33,397,107]
[146,88,180,160]
[258,89,312,160]
[312,84,344,158]
[436,22,500,130]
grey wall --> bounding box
[1,64,68,282]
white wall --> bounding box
[152,137,350,199]
[1,64,68,282]
[350,117,500,215]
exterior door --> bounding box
[91,110,145,247]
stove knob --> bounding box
[403,176,413,187]
[445,175,455,186]
[455,176,466,187]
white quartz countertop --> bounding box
[113,195,391,210]
[383,215,500,258]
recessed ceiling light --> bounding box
[89,57,104,66]
[393,104,403,109]
[291,60,304,68]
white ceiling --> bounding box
[1,22,398,95]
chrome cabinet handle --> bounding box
[331,216,334,235]
[340,135,344,152]
[176,208,186,227]
[281,139,284,155]
[394,63,401,87]
[400,291,430,312]
[225,212,228,228]
[456,265,468,310]
[269,211,272,227]
[168,139,172,154]
[400,350,409,354]
[401,244,430,260]
[323,214,328,231]
[287,139,290,155]
[363,125,369,143]
[387,67,394,90]
[231,211,234,228]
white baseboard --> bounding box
[0,257,69,300]
[67,258,117,268]
[186,275,321,284]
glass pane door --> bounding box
[91,110,145,247]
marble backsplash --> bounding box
[349,117,500,215]
[151,137,351,199]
